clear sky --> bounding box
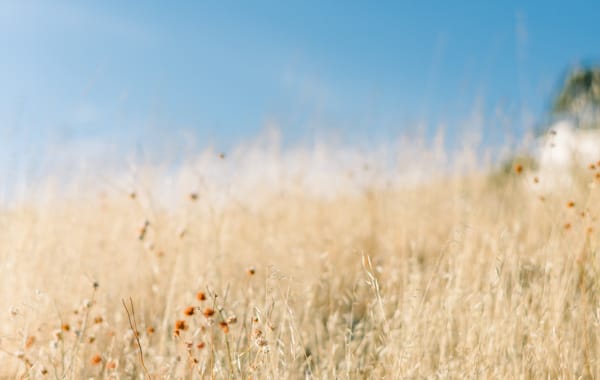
[1,0,599,158]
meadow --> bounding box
[2,140,600,379]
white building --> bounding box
[534,120,600,189]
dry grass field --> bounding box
[2,146,600,379]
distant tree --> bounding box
[552,66,600,127]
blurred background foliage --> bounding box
[553,66,600,128]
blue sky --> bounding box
[1,0,599,159]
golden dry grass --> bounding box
[2,153,600,379]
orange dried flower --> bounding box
[564,223,572,230]
[175,320,188,331]
[203,308,215,317]
[90,354,102,365]
[219,321,229,333]
[61,323,70,332]
[197,342,205,349]
[567,201,575,208]
[196,291,207,301]
[147,326,155,335]
[247,267,256,276]
[184,306,195,316]
[94,316,103,324]
[107,360,117,370]
[514,164,523,174]
[590,164,597,170]
[24,336,35,350]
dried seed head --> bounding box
[196,291,207,301]
[146,326,155,335]
[129,192,137,199]
[61,323,70,332]
[53,330,63,340]
[564,223,572,230]
[567,201,575,208]
[533,177,539,184]
[226,316,237,325]
[9,306,19,316]
[184,306,195,316]
[219,152,226,160]
[255,337,268,348]
[189,193,199,201]
[247,267,256,276]
[197,342,205,349]
[252,327,268,348]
